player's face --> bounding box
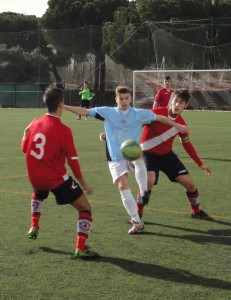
[164,79,172,89]
[170,96,188,115]
[116,93,132,111]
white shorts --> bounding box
[108,160,134,184]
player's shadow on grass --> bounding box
[143,219,231,227]
[137,221,231,246]
[40,246,71,255]
[140,231,231,246]
[100,256,231,290]
[39,246,231,290]
[143,221,231,234]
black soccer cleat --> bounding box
[191,210,214,221]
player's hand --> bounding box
[200,164,211,176]
[82,183,93,195]
[99,132,106,141]
[177,125,189,134]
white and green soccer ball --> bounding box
[120,139,142,161]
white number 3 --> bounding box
[30,133,46,160]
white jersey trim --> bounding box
[63,173,69,181]
[141,127,178,151]
[71,156,79,160]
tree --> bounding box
[0,12,39,52]
[102,2,156,70]
[136,0,209,22]
[103,22,155,70]
[0,44,50,82]
[41,0,129,92]
[0,12,69,83]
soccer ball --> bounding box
[120,139,142,161]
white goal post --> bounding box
[133,69,231,110]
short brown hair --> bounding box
[173,88,191,103]
[43,83,64,112]
[115,86,131,95]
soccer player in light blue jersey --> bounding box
[64,86,188,234]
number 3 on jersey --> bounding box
[30,133,46,160]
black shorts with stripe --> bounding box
[33,176,83,205]
[143,151,189,184]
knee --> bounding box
[72,194,92,211]
[185,183,197,192]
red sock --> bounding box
[76,211,92,251]
[76,234,88,252]
[186,190,200,213]
[137,203,144,216]
[31,213,41,229]
[191,204,200,213]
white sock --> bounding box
[120,189,141,223]
[133,158,147,196]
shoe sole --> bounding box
[27,235,38,239]
[128,226,145,234]
[191,215,214,221]
[75,253,100,259]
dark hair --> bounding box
[43,83,64,112]
[115,85,131,95]
[173,88,191,103]
[164,76,171,81]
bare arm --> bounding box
[155,115,189,134]
[64,105,89,116]
[79,177,93,194]
[153,101,159,109]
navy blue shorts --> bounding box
[33,176,84,205]
[143,151,189,184]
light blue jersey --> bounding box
[89,107,156,161]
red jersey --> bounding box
[21,114,82,190]
[140,107,203,166]
[154,88,173,107]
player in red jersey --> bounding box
[138,88,213,220]
[153,76,174,108]
[21,83,99,259]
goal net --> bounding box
[133,69,231,110]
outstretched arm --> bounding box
[181,137,211,175]
[64,105,89,116]
[155,115,189,134]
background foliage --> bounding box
[1,1,231,93]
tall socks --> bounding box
[76,211,92,251]
[30,193,44,229]
[120,189,141,223]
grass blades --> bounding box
[0,108,231,300]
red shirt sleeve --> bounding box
[181,137,203,167]
[154,89,162,103]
